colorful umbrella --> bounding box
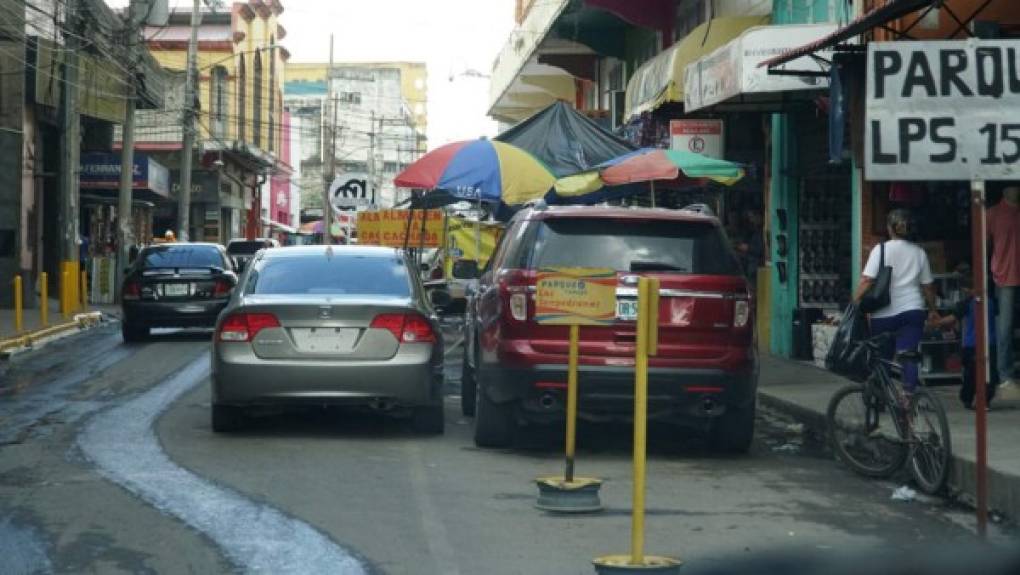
[554,148,745,199]
[394,140,556,206]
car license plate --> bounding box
[163,283,190,297]
[291,328,359,353]
[616,299,638,321]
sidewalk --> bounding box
[759,353,1020,522]
[0,298,120,345]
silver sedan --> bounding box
[210,245,447,433]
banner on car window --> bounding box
[535,267,618,326]
[356,210,444,248]
[866,40,1020,181]
[444,219,503,277]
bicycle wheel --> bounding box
[908,389,952,495]
[827,383,908,478]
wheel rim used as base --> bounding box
[592,554,682,574]
[535,476,603,513]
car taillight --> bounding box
[734,299,750,328]
[217,312,280,342]
[123,281,141,301]
[498,269,532,322]
[370,313,436,343]
[213,279,232,298]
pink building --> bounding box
[269,110,293,230]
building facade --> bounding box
[284,62,426,211]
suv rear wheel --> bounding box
[473,387,516,448]
[711,402,755,453]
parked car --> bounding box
[226,238,280,272]
[461,205,757,451]
[121,243,238,342]
[210,245,448,433]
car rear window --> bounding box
[247,254,412,297]
[530,218,741,276]
[227,241,269,255]
[141,245,225,269]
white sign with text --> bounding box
[866,40,1020,181]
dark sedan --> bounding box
[121,243,239,342]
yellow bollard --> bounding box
[40,272,48,327]
[80,271,88,311]
[565,323,580,482]
[593,277,679,574]
[14,275,23,334]
[61,270,71,320]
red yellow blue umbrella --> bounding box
[394,139,556,206]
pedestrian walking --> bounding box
[987,185,1020,401]
[853,209,939,395]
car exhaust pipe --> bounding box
[370,398,396,412]
[700,396,718,416]
[538,393,558,410]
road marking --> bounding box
[77,356,367,574]
[405,441,461,575]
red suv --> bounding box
[460,205,757,451]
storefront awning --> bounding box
[760,0,936,68]
[684,24,837,113]
[624,16,769,120]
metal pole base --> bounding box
[535,476,603,513]
[593,555,682,574]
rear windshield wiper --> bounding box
[629,260,687,272]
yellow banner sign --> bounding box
[357,210,444,247]
[535,267,618,326]
[444,219,503,277]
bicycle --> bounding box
[826,333,952,495]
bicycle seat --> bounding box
[895,350,923,363]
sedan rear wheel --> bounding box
[211,404,245,433]
[412,403,445,434]
[121,322,149,343]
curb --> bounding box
[0,312,105,356]
[758,389,1019,523]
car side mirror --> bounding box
[429,288,452,310]
[452,259,479,279]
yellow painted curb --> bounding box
[0,312,105,353]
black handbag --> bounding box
[860,242,891,313]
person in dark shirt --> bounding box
[939,267,1000,409]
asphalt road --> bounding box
[0,325,1015,574]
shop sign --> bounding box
[80,153,170,198]
[356,209,443,248]
[534,268,617,326]
[670,120,723,159]
[684,24,835,113]
[329,172,374,209]
[443,220,503,277]
[866,40,1020,181]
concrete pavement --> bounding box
[758,354,1020,522]
[0,298,119,352]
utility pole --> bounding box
[60,0,82,308]
[323,34,334,245]
[368,110,376,207]
[117,0,142,301]
[177,0,202,242]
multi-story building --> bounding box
[285,62,425,211]
[131,0,289,243]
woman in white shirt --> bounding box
[853,209,940,393]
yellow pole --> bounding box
[40,272,48,327]
[14,275,23,334]
[61,270,71,320]
[631,277,660,566]
[80,270,88,311]
[565,323,580,483]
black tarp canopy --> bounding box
[495,101,636,177]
